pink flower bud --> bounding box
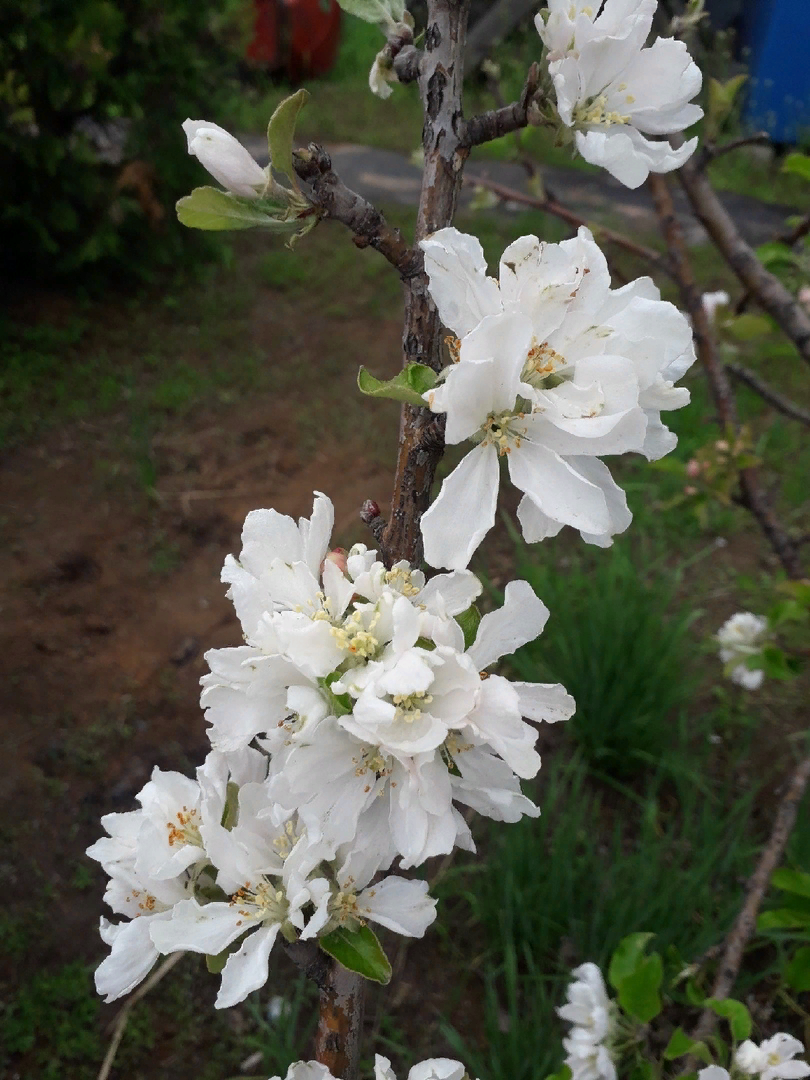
[323,548,348,574]
[715,439,729,453]
[684,485,698,496]
[686,459,701,478]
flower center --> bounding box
[480,410,527,456]
[353,745,391,779]
[331,887,361,927]
[166,807,203,849]
[574,94,630,128]
[523,339,567,387]
[392,690,434,722]
[231,879,288,924]
[330,608,382,658]
[272,819,298,860]
[384,565,421,597]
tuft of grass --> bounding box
[437,756,759,1080]
[506,540,701,777]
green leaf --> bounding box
[176,187,300,232]
[686,979,706,1006]
[767,599,807,627]
[783,152,810,183]
[319,925,392,984]
[336,0,405,27]
[608,932,656,990]
[664,1028,699,1060]
[267,89,309,189]
[785,946,810,991]
[706,74,748,141]
[703,998,752,1041]
[357,363,438,406]
[617,953,663,1024]
[771,868,810,899]
[221,781,240,830]
[756,242,802,272]
[455,605,481,650]
[629,1062,655,1080]
[757,907,810,931]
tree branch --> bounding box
[470,173,676,279]
[648,173,804,579]
[678,155,810,367]
[463,63,541,147]
[697,132,770,168]
[392,43,422,83]
[688,756,810,1048]
[312,961,366,1080]
[726,361,810,429]
[381,0,473,566]
[294,145,421,279]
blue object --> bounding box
[740,0,810,144]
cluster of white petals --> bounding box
[272,1055,471,1080]
[535,0,703,187]
[558,963,617,1080]
[182,119,269,198]
[89,492,574,1006]
[736,1034,810,1080]
[715,611,769,690]
[418,225,694,569]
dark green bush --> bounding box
[0,0,248,281]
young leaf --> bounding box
[757,907,810,931]
[703,998,752,1041]
[783,153,810,183]
[608,932,656,990]
[176,187,299,232]
[705,74,747,142]
[771,868,810,899]
[664,1028,703,1060]
[785,946,810,992]
[336,0,405,27]
[319,925,392,984]
[357,363,438,406]
[455,605,481,650]
[617,953,663,1024]
[267,89,309,190]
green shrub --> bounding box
[507,541,701,777]
[0,0,246,281]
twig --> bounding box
[688,757,810,1049]
[294,145,421,279]
[780,212,810,248]
[726,361,810,428]
[678,154,810,367]
[463,63,542,148]
[97,952,185,1080]
[698,132,771,167]
[647,172,804,579]
[469,173,677,280]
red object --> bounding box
[247,0,342,80]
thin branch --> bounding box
[312,962,366,1080]
[678,154,810,367]
[462,63,542,148]
[726,361,810,428]
[648,172,804,579]
[470,173,677,280]
[294,145,421,279]
[698,132,771,168]
[780,211,810,248]
[688,756,810,1047]
[97,953,185,1080]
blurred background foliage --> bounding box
[0,0,252,282]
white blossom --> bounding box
[698,1069,730,1080]
[369,51,399,99]
[182,119,268,198]
[702,290,730,324]
[418,226,694,568]
[715,611,769,690]
[557,962,614,1043]
[735,1034,810,1080]
[536,0,702,188]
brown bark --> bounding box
[678,156,810,367]
[648,173,805,580]
[381,0,473,567]
[463,63,541,146]
[313,961,366,1080]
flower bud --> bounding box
[323,548,348,574]
[182,120,268,199]
[686,459,701,478]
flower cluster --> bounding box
[89,493,574,1006]
[418,225,695,569]
[272,1056,472,1080]
[558,964,617,1080]
[536,0,703,187]
[715,611,769,690]
[699,1033,810,1080]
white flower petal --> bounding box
[216,922,280,1008]
[421,443,500,570]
